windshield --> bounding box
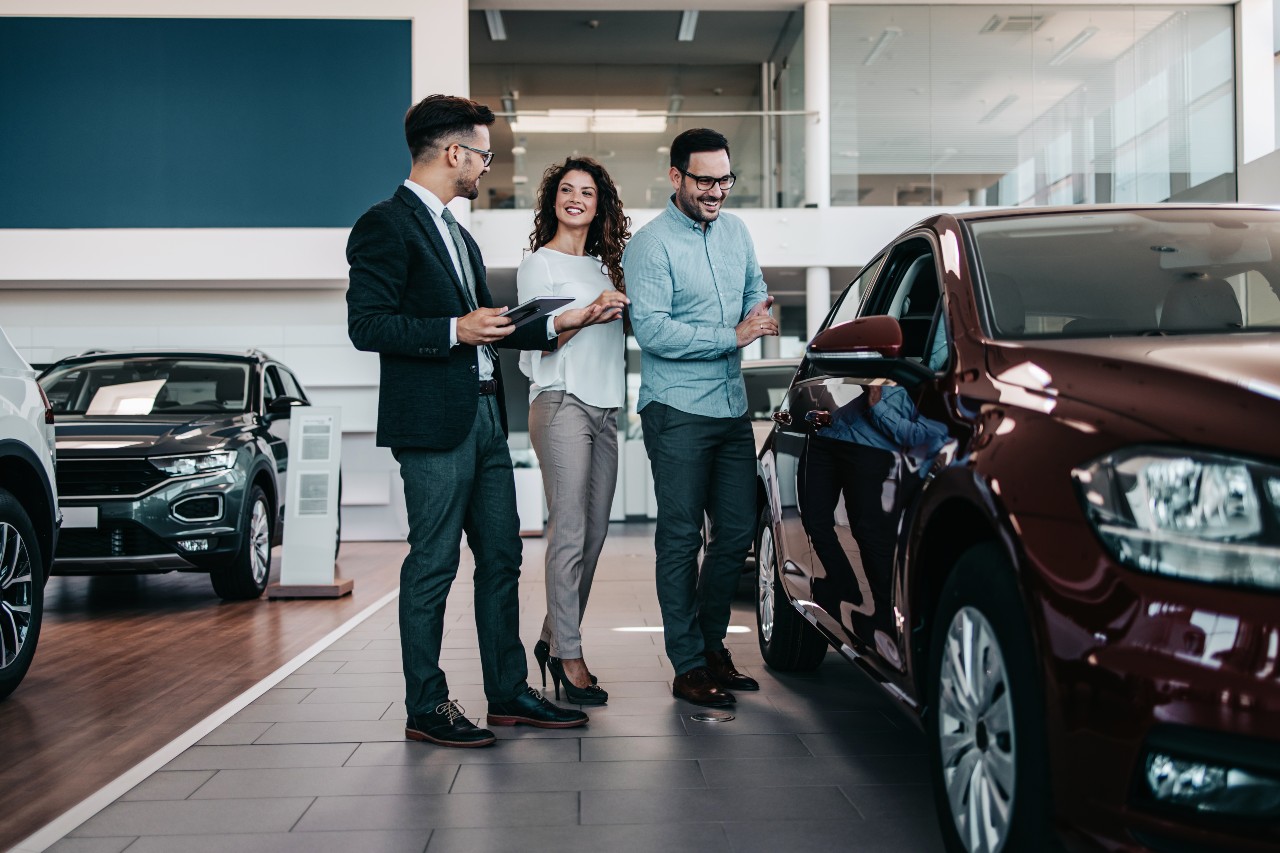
[40,359,251,416]
[968,210,1280,339]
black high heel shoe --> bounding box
[534,639,597,686]
[533,640,551,689]
[547,657,608,706]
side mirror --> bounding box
[807,316,933,386]
[267,395,306,417]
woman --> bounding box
[519,157,630,706]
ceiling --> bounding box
[469,10,796,66]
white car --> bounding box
[0,325,57,700]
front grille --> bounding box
[56,457,168,498]
[56,522,173,559]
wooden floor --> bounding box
[0,543,406,852]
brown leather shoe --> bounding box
[673,665,736,707]
[705,648,760,691]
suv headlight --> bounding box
[149,450,236,477]
[1073,448,1280,590]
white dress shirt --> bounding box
[402,180,556,381]
[517,248,625,409]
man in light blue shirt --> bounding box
[623,128,778,707]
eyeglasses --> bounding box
[456,143,494,167]
[680,170,736,191]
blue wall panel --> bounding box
[0,18,411,228]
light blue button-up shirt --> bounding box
[623,196,768,419]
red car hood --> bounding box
[984,333,1280,459]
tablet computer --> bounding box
[501,295,574,328]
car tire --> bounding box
[0,487,44,701]
[210,484,272,601]
[756,505,827,671]
[927,542,1060,853]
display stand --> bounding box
[267,406,351,599]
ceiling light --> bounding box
[979,94,1018,124]
[484,10,507,42]
[979,15,1003,34]
[864,26,902,66]
[508,109,668,135]
[677,10,699,42]
[1048,26,1098,66]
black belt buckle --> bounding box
[478,379,498,396]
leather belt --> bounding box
[478,379,498,396]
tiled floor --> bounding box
[46,525,945,853]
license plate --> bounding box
[61,506,99,529]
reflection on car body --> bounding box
[755,205,1280,852]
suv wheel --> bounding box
[755,505,826,671]
[210,484,272,600]
[0,488,44,701]
[927,543,1058,853]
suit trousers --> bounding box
[395,395,528,715]
[640,402,756,676]
[528,390,619,659]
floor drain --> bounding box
[689,711,735,723]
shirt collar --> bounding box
[664,194,715,232]
[403,179,447,219]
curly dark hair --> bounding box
[529,157,631,294]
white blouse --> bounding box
[517,248,626,409]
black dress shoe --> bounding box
[406,700,496,748]
[673,666,736,707]
[487,686,589,729]
[705,647,759,691]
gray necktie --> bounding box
[439,207,478,310]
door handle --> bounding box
[771,411,793,427]
[805,410,832,428]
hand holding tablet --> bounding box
[501,296,575,328]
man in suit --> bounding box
[348,94,608,748]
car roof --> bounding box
[926,202,1280,227]
[47,348,271,369]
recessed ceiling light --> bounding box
[484,10,506,42]
[677,10,699,42]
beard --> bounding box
[455,172,481,201]
[675,183,721,223]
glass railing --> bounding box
[475,112,811,211]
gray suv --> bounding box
[39,349,313,600]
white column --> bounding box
[1237,0,1276,165]
[762,305,782,358]
[804,0,831,209]
[806,267,831,339]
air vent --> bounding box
[1001,15,1048,32]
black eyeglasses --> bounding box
[456,143,494,167]
[680,170,736,191]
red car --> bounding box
[754,205,1280,852]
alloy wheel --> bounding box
[0,522,34,671]
[757,523,776,643]
[938,606,1016,853]
[249,499,271,585]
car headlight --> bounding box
[149,450,236,477]
[1073,448,1280,590]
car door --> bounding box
[771,258,884,604]
[797,235,958,675]
[262,365,292,505]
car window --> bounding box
[862,237,943,362]
[967,209,1280,338]
[263,367,284,403]
[826,255,885,331]
[277,367,307,401]
[40,359,250,415]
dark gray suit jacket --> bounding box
[346,185,556,450]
